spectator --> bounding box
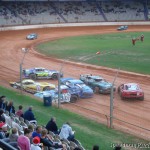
[59,122,75,142]
[17,128,32,150]
[0,109,5,123]
[93,145,99,150]
[28,124,34,132]
[40,129,65,149]
[31,136,42,150]
[6,101,15,114]
[2,100,8,112]
[32,125,42,138]
[0,123,8,139]
[0,96,6,109]
[114,145,122,150]
[24,106,36,121]
[46,117,59,134]
[16,105,24,118]
[11,117,23,134]
[9,127,18,142]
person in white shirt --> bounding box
[59,122,75,141]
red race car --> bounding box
[118,83,144,100]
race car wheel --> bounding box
[94,86,100,94]
[29,74,37,80]
[139,96,144,101]
[70,95,78,103]
[43,86,51,91]
[52,74,58,80]
[121,94,125,100]
[13,84,18,89]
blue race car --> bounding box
[80,74,116,94]
[26,33,38,40]
[60,78,94,99]
[117,25,128,31]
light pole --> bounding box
[58,60,66,108]
[110,68,120,128]
[20,48,28,94]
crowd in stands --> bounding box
[0,95,87,150]
[0,95,123,150]
[0,0,149,27]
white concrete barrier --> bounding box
[0,21,150,31]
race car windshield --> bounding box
[76,83,86,88]
[94,79,103,82]
[126,84,139,90]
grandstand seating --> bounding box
[0,0,148,26]
[0,97,85,150]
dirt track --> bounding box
[0,25,150,141]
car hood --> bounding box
[82,86,93,93]
[34,90,56,99]
[95,81,113,88]
[35,82,55,87]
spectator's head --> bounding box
[93,145,99,150]
[28,106,33,111]
[8,101,13,106]
[0,96,6,101]
[0,122,5,130]
[18,105,23,110]
[41,129,48,137]
[66,122,71,126]
[32,136,40,145]
[36,125,42,134]
[51,117,56,122]
[114,145,121,150]
[24,128,32,138]
[11,127,18,134]
[2,124,8,133]
[28,124,34,132]
[0,109,4,115]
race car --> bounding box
[60,78,94,99]
[80,74,116,94]
[23,67,63,80]
[117,25,128,31]
[118,83,144,100]
[34,85,78,103]
[26,33,38,40]
[10,79,55,94]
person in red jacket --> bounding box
[132,37,136,46]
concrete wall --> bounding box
[0,21,150,31]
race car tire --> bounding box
[52,74,58,80]
[70,95,78,103]
[121,94,125,100]
[29,74,37,80]
[139,96,144,101]
[43,86,51,91]
[13,84,18,89]
[94,86,100,94]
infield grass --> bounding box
[37,32,150,75]
[0,86,149,150]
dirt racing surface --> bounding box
[0,25,150,140]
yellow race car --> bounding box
[10,79,55,94]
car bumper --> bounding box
[80,92,94,98]
[99,88,116,94]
